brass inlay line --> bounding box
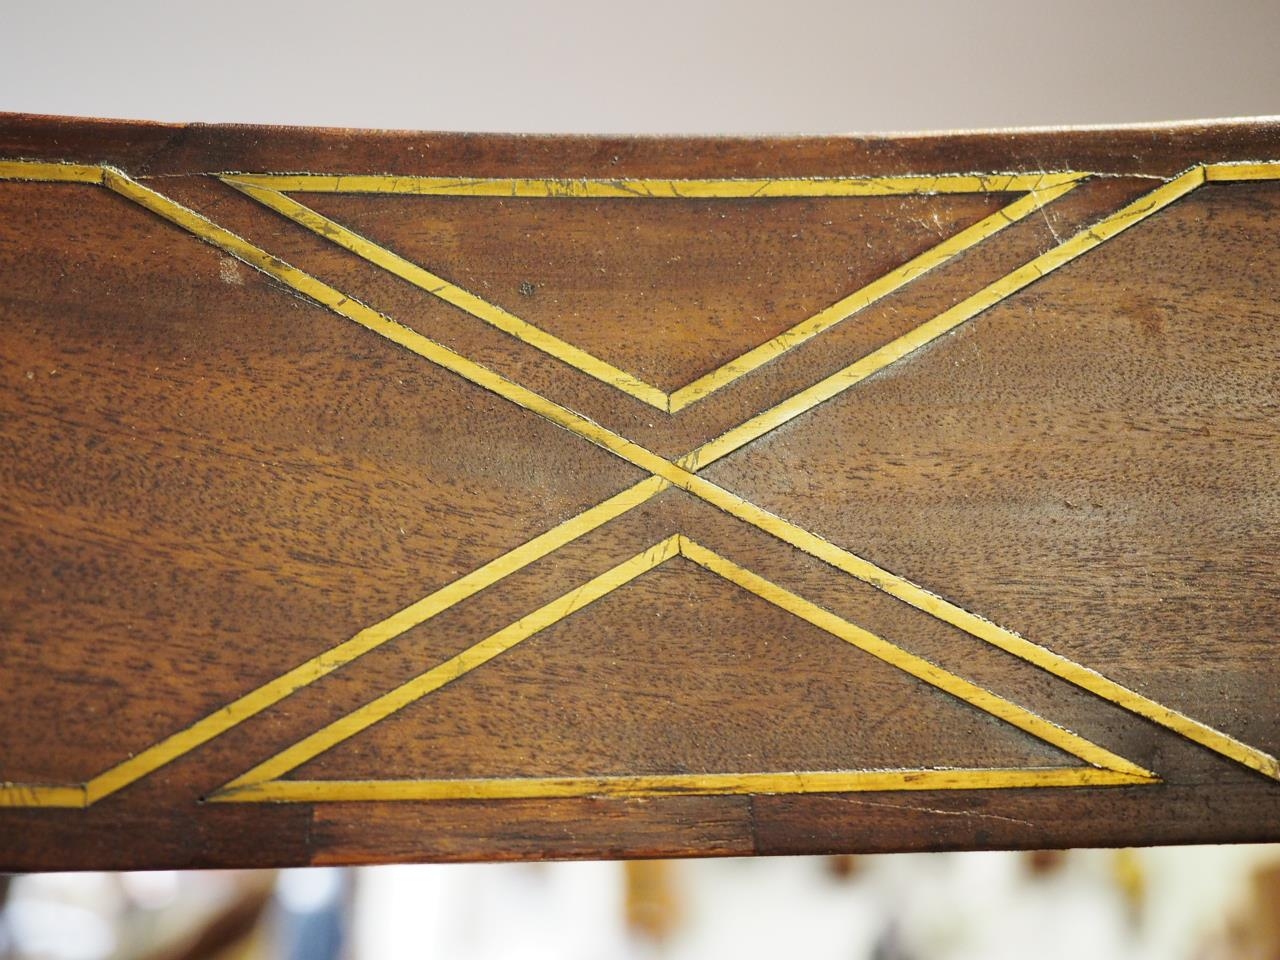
[164,165,1274,779]
[219,536,681,793]
[222,172,1083,411]
[79,477,670,807]
[0,160,105,184]
[225,180,667,409]
[215,767,1150,803]
[211,535,1153,803]
[685,167,1209,466]
[2,161,1277,808]
[677,537,1148,777]
[2,476,668,809]
[223,172,1083,198]
[0,783,87,809]
[1204,161,1280,182]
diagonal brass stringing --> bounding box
[220,171,1084,411]
[211,535,1154,803]
[3,160,1278,808]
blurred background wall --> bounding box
[1,0,1277,134]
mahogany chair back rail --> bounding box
[0,114,1277,869]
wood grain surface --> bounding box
[0,114,1277,869]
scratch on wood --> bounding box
[833,796,1037,829]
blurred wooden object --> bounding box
[827,855,864,882]
[1199,857,1280,960]
[1250,861,1280,960]
[139,875,276,960]
[1,114,1278,869]
[624,861,680,942]
[1023,850,1069,878]
[1111,849,1146,925]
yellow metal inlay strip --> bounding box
[224,180,670,410]
[218,536,682,794]
[0,160,105,183]
[1203,161,1280,182]
[8,160,1280,806]
[686,167,1209,467]
[677,538,1151,778]
[213,535,1151,802]
[219,766,1149,804]
[223,172,1083,411]
[689,500,1280,781]
[0,166,669,808]
[80,475,670,806]
[0,783,88,809]
[222,172,1083,198]
[219,164,1280,783]
[666,179,1081,411]
[100,171,680,473]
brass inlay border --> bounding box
[211,535,1152,804]
[0,160,107,183]
[3,160,1278,808]
[223,172,1086,198]
[222,171,1084,412]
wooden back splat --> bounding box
[0,115,1277,868]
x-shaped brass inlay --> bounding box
[2,159,1277,808]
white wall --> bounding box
[1,0,1277,134]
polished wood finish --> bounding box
[0,114,1277,869]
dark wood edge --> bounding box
[1,112,1278,179]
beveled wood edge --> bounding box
[1,112,1279,179]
